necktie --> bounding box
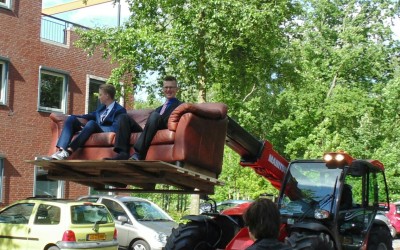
[101,108,109,122]
[159,101,168,115]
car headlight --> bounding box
[314,209,330,219]
[154,232,168,244]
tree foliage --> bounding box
[77,0,400,212]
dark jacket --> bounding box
[154,98,182,127]
[246,238,293,250]
[78,102,126,132]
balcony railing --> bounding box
[40,14,88,44]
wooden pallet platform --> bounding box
[26,160,224,195]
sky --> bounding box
[42,0,131,28]
[43,0,399,37]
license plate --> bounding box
[87,233,106,241]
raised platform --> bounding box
[27,159,224,195]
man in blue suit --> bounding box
[48,84,126,160]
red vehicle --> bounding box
[165,117,393,250]
[387,202,400,236]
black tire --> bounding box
[286,231,335,250]
[164,221,221,250]
[131,239,150,250]
[368,226,393,250]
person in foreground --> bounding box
[106,75,182,160]
[243,198,293,250]
[48,84,126,160]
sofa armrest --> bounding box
[168,103,228,131]
[171,103,228,175]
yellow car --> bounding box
[0,198,118,250]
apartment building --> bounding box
[0,1,118,206]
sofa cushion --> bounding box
[150,130,175,145]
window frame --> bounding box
[0,0,11,9]
[38,67,69,113]
[86,75,106,113]
[0,58,9,105]
[33,164,65,198]
[0,157,3,202]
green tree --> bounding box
[272,0,400,199]
[76,0,400,207]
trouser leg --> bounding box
[113,114,134,153]
[68,120,103,151]
[56,115,82,150]
[133,112,162,159]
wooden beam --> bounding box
[93,188,211,195]
[42,0,113,15]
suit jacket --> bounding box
[78,102,126,132]
[155,98,182,127]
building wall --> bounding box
[0,1,117,206]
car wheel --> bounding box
[47,246,60,250]
[368,226,393,250]
[131,240,150,250]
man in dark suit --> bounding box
[48,84,126,160]
[106,75,182,160]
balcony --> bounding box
[40,14,88,45]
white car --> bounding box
[78,195,177,250]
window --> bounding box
[101,198,128,220]
[0,0,11,9]
[0,203,34,224]
[71,204,113,224]
[34,165,64,198]
[0,158,3,202]
[0,60,8,105]
[87,77,105,113]
[34,204,60,225]
[38,68,68,113]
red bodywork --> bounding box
[387,202,400,235]
[239,140,289,190]
[222,140,290,250]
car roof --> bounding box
[79,195,150,203]
[11,198,104,207]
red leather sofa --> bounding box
[48,103,228,176]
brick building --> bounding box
[0,1,119,206]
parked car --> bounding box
[376,211,397,238]
[78,195,177,250]
[0,197,118,250]
[386,202,400,236]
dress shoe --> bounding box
[104,152,129,160]
[129,153,141,161]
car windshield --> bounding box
[123,201,171,221]
[280,162,342,218]
[71,204,113,224]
